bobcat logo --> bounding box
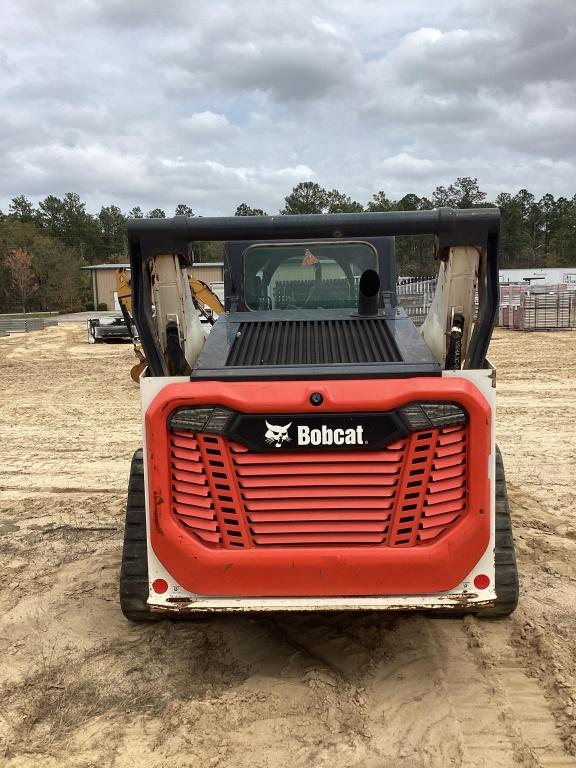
[265,421,292,448]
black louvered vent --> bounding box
[226,319,402,366]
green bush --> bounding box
[58,305,83,314]
[97,302,108,311]
[85,301,95,311]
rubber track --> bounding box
[119,449,161,621]
[477,445,519,617]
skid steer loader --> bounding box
[120,208,518,619]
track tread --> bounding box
[119,449,162,622]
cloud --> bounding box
[0,0,575,216]
[379,153,440,176]
[389,21,576,96]
[179,111,236,141]
[164,3,361,102]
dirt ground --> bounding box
[1,323,575,768]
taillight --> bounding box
[399,402,466,430]
[169,406,234,434]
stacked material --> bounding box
[498,284,576,330]
[519,292,576,331]
[0,319,26,334]
[0,317,59,337]
[499,305,522,329]
[499,284,526,310]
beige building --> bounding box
[82,263,225,311]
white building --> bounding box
[499,267,576,286]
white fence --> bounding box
[397,279,576,331]
[396,276,437,325]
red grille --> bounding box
[169,424,467,549]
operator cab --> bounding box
[193,236,440,380]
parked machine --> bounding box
[120,209,518,619]
[87,316,132,344]
[86,269,133,346]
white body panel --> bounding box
[150,255,206,370]
[421,246,480,367]
[139,369,496,613]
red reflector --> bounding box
[473,573,490,590]
[152,578,168,594]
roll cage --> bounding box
[128,208,500,377]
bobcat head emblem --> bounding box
[265,421,292,448]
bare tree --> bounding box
[4,247,38,313]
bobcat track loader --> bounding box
[120,208,518,619]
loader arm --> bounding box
[421,246,480,369]
[189,277,225,316]
[115,266,223,378]
[115,268,224,319]
[116,268,133,313]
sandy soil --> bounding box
[0,323,575,768]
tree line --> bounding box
[1,178,575,313]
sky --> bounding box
[1,0,575,216]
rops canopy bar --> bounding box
[128,207,500,261]
[128,207,500,376]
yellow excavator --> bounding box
[115,268,224,381]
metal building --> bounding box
[82,263,225,311]
[499,267,576,285]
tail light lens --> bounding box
[169,406,234,433]
[400,402,465,430]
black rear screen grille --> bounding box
[226,319,402,366]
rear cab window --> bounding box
[243,241,378,311]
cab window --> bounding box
[243,242,377,310]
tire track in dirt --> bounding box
[358,614,517,767]
[503,481,576,757]
[354,614,573,768]
[459,617,573,767]
[510,617,576,757]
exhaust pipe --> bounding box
[357,269,380,316]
